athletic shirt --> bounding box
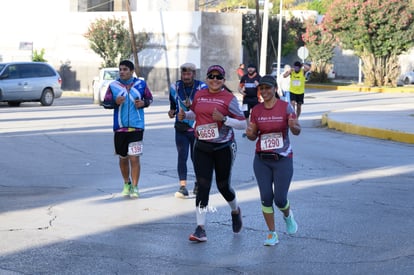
[191,88,245,143]
[250,100,296,156]
[240,73,261,98]
[110,77,153,131]
[169,79,207,127]
[290,69,305,95]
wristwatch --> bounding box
[222,116,227,122]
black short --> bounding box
[114,131,143,157]
[290,93,304,104]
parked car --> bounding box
[92,67,119,104]
[270,62,286,79]
[400,70,414,85]
[0,62,62,106]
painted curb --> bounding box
[321,113,414,144]
[307,84,414,93]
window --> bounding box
[74,0,136,12]
[6,65,20,79]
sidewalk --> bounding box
[306,84,414,144]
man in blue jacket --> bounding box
[168,63,207,198]
[108,60,153,198]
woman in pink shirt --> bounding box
[178,65,246,242]
[246,75,301,246]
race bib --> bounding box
[260,133,283,150]
[197,123,219,140]
[128,141,143,156]
[292,80,301,86]
[241,104,248,111]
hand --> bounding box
[288,114,301,135]
[115,95,125,105]
[168,109,176,118]
[177,108,186,121]
[246,123,258,140]
[288,113,297,128]
[212,108,224,122]
[135,99,145,108]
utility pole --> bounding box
[126,0,140,77]
[259,0,269,76]
[255,0,261,65]
[276,0,283,79]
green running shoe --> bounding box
[122,183,131,197]
[130,186,139,198]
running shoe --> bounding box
[130,186,139,199]
[193,182,198,196]
[284,211,298,234]
[189,225,207,242]
[263,231,279,246]
[231,207,243,233]
[175,186,189,198]
[122,182,131,196]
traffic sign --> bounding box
[297,46,309,62]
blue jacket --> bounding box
[169,79,207,127]
[109,77,153,131]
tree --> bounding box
[242,13,261,65]
[324,0,414,87]
[302,17,336,82]
[307,0,334,14]
[32,48,47,62]
[84,17,132,68]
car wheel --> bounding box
[404,77,410,85]
[8,101,21,107]
[40,88,54,106]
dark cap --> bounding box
[207,65,225,77]
[180,62,196,72]
[247,64,257,69]
[294,61,302,67]
[258,75,276,87]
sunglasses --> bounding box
[207,74,224,80]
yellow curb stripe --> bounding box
[321,113,414,144]
[306,84,414,93]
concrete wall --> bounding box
[0,3,242,94]
[200,12,243,92]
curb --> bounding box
[306,84,414,93]
[321,112,414,144]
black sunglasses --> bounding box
[207,74,224,80]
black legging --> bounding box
[193,140,237,208]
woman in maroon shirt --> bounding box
[246,75,301,246]
[178,65,246,242]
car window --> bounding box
[18,63,55,78]
[36,64,55,77]
[19,64,37,78]
[103,71,119,80]
[6,65,20,79]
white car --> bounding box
[400,70,414,85]
[92,68,119,104]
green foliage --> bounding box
[307,0,333,14]
[302,17,335,82]
[242,13,305,72]
[84,17,132,68]
[32,48,47,62]
[323,0,414,87]
[242,14,261,65]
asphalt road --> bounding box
[0,90,413,275]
